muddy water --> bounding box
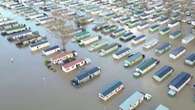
[0,7,195,110]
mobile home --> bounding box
[73,30,90,42]
[155,105,170,110]
[155,42,171,55]
[50,51,77,64]
[111,28,126,38]
[71,66,101,87]
[42,45,60,56]
[169,46,186,60]
[29,40,50,51]
[149,24,159,32]
[143,39,159,49]
[112,47,131,60]
[15,34,42,47]
[131,35,146,45]
[182,35,195,45]
[99,43,121,56]
[88,41,108,52]
[168,72,192,96]
[7,29,32,41]
[119,32,135,42]
[134,57,160,77]
[61,58,91,73]
[185,53,195,66]
[159,27,170,36]
[168,20,180,28]
[169,31,182,40]
[124,52,145,68]
[78,36,101,46]
[137,22,149,30]
[158,16,169,25]
[119,91,145,110]
[153,65,174,82]
[99,80,124,101]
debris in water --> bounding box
[10,58,14,63]
[42,77,46,81]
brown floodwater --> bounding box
[0,6,195,110]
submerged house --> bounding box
[124,52,145,68]
[169,46,186,60]
[119,91,145,110]
[134,57,160,77]
[99,80,124,101]
[153,65,174,82]
[29,40,49,51]
[112,47,131,60]
[42,45,60,56]
[15,33,42,47]
[168,72,192,96]
[71,66,101,87]
[61,58,91,73]
[185,53,195,66]
[50,51,77,64]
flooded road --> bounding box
[0,7,195,110]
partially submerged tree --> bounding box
[52,18,74,50]
[163,0,173,18]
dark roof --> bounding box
[154,65,173,78]
[102,43,119,50]
[7,29,31,37]
[159,16,168,21]
[170,46,186,56]
[43,45,59,52]
[161,27,170,32]
[170,72,191,88]
[169,20,178,24]
[137,57,158,70]
[75,67,100,80]
[186,53,195,61]
[121,17,130,21]
[30,40,48,47]
[170,31,181,36]
[123,32,133,37]
[127,52,143,62]
[156,42,171,50]
[100,80,123,96]
[114,47,130,56]
[114,28,124,33]
[150,24,159,28]
[133,35,145,41]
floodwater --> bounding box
[0,7,195,110]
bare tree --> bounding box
[49,9,77,50]
[51,18,74,50]
[163,0,173,18]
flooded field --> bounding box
[0,5,195,110]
